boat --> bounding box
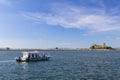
[15,51,51,62]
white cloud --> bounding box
[0,0,10,5]
[22,5,120,32]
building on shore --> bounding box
[90,43,112,49]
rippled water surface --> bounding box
[0,50,120,80]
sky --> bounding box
[0,0,120,49]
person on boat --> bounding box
[19,57,21,59]
[32,54,34,58]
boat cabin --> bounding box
[22,51,40,59]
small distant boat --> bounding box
[15,51,51,62]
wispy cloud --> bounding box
[58,42,72,48]
[116,37,120,40]
[22,4,120,32]
[59,42,72,46]
[0,0,10,5]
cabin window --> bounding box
[35,54,37,58]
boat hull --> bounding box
[16,57,51,62]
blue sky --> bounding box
[0,0,120,48]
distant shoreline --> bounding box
[0,48,119,51]
[0,43,118,51]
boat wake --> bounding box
[0,60,14,63]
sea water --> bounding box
[0,50,120,80]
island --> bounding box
[90,43,113,50]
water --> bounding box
[0,50,120,80]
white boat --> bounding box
[16,51,51,62]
